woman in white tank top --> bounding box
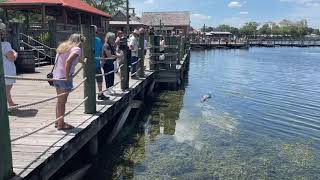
[0,21,18,107]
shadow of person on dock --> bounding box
[9,108,38,118]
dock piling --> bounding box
[0,42,14,180]
[138,31,145,77]
[120,37,129,90]
[81,25,96,114]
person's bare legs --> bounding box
[55,88,71,129]
[6,85,17,107]
[97,82,103,94]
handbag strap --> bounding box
[51,54,59,73]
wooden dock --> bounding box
[248,39,320,47]
[190,43,249,50]
[5,45,190,179]
[9,64,155,179]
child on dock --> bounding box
[53,33,85,130]
[1,20,18,107]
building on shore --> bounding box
[0,0,111,30]
[205,31,233,42]
[109,10,145,33]
[142,11,191,36]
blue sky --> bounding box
[130,0,320,28]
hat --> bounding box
[133,29,140,35]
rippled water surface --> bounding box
[88,47,320,179]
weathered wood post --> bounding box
[149,35,160,71]
[10,22,23,51]
[48,20,57,49]
[164,36,171,70]
[48,20,57,64]
[181,37,186,57]
[0,43,14,180]
[171,36,178,68]
[81,25,96,114]
[177,36,182,65]
[120,37,129,90]
[138,31,145,77]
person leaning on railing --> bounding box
[0,20,18,107]
[52,33,86,130]
[101,32,117,98]
[92,25,108,100]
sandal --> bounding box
[57,122,74,130]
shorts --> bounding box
[96,67,103,83]
[5,78,16,85]
[53,79,73,91]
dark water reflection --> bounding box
[87,48,320,179]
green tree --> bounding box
[240,22,259,37]
[259,24,271,36]
[271,24,281,35]
[215,24,231,32]
[312,29,320,35]
[83,0,126,15]
[200,26,214,32]
[230,27,240,36]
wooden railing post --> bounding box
[177,36,182,65]
[81,25,96,114]
[120,37,129,90]
[138,32,145,77]
[164,36,171,70]
[0,43,14,180]
[171,36,178,68]
[149,35,160,71]
[48,20,57,49]
[10,22,23,51]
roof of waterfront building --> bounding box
[205,32,232,36]
[142,11,191,26]
[109,20,143,25]
[0,0,111,18]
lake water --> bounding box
[87,47,320,179]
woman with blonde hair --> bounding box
[53,33,85,130]
[0,20,18,107]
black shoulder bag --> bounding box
[47,55,59,86]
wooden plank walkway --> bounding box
[9,62,154,179]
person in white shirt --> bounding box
[160,36,165,53]
[1,21,18,107]
[128,29,139,77]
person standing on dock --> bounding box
[1,20,18,107]
[128,29,140,77]
[93,25,108,100]
[53,33,85,130]
[101,32,117,95]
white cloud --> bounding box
[191,13,212,21]
[144,0,154,5]
[239,11,249,15]
[228,1,242,8]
